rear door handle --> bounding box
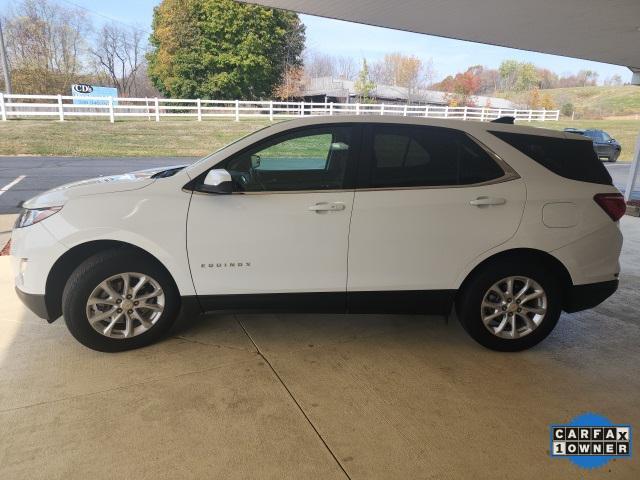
[309,202,346,212]
[469,196,506,206]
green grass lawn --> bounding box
[0,117,638,161]
[0,118,274,157]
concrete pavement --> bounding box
[0,214,17,252]
[0,218,638,478]
[607,162,638,196]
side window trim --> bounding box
[355,124,519,191]
[356,124,374,189]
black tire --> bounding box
[62,248,180,352]
[455,257,562,351]
[610,150,620,163]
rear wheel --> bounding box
[62,249,180,352]
[456,258,562,351]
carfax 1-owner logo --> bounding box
[551,413,632,469]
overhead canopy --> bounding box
[238,0,640,77]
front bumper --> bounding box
[563,279,619,313]
[15,286,52,321]
[11,222,68,295]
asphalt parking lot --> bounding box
[0,156,197,214]
[0,216,638,478]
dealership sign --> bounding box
[71,84,118,105]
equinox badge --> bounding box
[201,262,251,268]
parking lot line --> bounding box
[0,175,26,197]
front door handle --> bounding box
[309,202,346,212]
[470,196,507,206]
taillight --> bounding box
[594,193,626,221]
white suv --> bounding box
[11,116,624,352]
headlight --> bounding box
[14,207,62,229]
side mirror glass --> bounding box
[201,169,233,194]
[250,154,261,169]
[330,142,349,151]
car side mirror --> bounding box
[330,142,349,151]
[250,154,261,169]
[201,169,233,194]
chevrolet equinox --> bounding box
[11,116,624,352]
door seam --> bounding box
[345,190,356,299]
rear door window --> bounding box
[489,131,612,185]
[362,125,505,188]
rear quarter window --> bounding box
[489,131,612,186]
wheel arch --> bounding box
[45,240,179,322]
[457,248,573,307]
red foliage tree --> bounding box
[433,66,481,106]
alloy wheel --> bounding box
[480,276,548,339]
[86,272,165,339]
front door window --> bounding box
[224,126,355,192]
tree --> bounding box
[422,58,437,88]
[604,74,623,86]
[498,60,539,92]
[536,68,559,89]
[370,53,433,101]
[527,87,542,109]
[147,0,305,99]
[498,60,519,91]
[273,65,304,100]
[91,23,146,97]
[557,70,599,88]
[576,69,599,86]
[431,66,481,106]
[477,67,500,94]
[336,56,357,80]
[3,0,90,94]
[353,59,375,102]
[303,51,357,80]
[541,92,555,110]
[304,51,336,78]
[560,102,574,117]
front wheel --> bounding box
[456,259,562,351]
[62,248,180,352]
[610,150,620,163]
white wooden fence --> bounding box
[0,93,560,123]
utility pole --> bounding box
[0,18,12,94]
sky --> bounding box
[1,0,632,83]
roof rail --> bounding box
[491,116,515,124]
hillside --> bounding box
[498,85,640,118]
